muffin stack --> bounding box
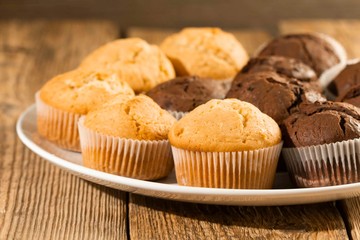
[36,27,360,189]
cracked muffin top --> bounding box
[160,28,249,80]
[146,76,230,112]
[282,101,360,147]
[225,71,326,125]
[241,56,321,91]
[79,38,175,93]
[39,69,135,115]
[84,95,176,140]
[336,84,360,107]
[168,99,281,152]
[257,33,340,76]
[329,61,360,96]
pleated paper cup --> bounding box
[171,142,283,189]
[168,110,187,120]
[35,92,82,152]
[282,138,360,188]
[78,117,174,180]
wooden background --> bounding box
[1,0,360,33]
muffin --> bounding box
[226,71,326,125]
[169,99,283,189]
[78,95,176,180]
[257,33,346,77]
[241,56,321,91]
[328,61,360,96]
[146,76,230,119]
[160,27,249,80]
[80,38,175,93]
[37,69,134,152]
[282,101,360,187]
[336,84,360,107]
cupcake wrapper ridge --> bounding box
[78,117,173,180]
[282,138,360,187]
[36,92,82,152]
[171,142,283,189]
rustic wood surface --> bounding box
[0,20,128,240]
[279,19,360,240]
[0,19,359,239]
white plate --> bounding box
[17,105,360,206]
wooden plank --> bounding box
[130,195,348,239]
[279,19,360,59]
[127,28,348,239]
[2,1,360,33]
[128,27,272,56]
[0,20,128,239]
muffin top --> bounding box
[336,84,360,108]
[329,61,360,96]
[282,101,360,147]
[84,95,176,140]
[39,69,135,115]
[168,99,281,152]
[241,56,320,91]
[80,38,175,93]
[225,71,326,125]
[146,76,229,112]
[160,27,248,80]
[258,33,340,76]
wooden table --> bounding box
[1,19,360,239]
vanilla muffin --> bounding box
[37,69,134,151]
[80,38,175,92]
[160,28,249,80]
[169,99,282,189]
[79,95,176,180]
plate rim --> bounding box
[16,104,360,205]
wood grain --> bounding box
[130,195,348,239]
[0,20,127,240]
[279,19,360,59]
[128,27,349,240]
[128,27,271,55]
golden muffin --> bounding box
[80,38,175,93]
[160,28,249,80]
[37,69,134,151]
[79,95,176,180]
[169,99,282,189]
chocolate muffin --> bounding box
[146,76,230,113]
[258,34,341,76]
[328,61,360,96]
[225,71,325,125]
[282,101,360,148]
[241,56,321,91]
[336,84,360,107]
[281,101,360,187]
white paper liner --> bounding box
[171,142,283,189]
[282,138,360,188]
[168,110,187,120]
[78,117,173,180]
[35,92,82,152]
